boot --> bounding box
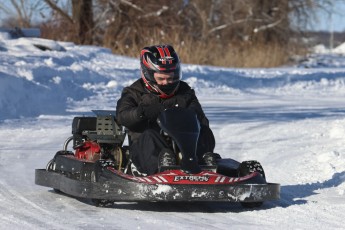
[130,162,147,177]
[202,152,220,166]
[158,148,176,168]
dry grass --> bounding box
[40,22,302,68]
[103,35,295,68]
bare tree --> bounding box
[1,0,336,66]
[0,0,47,27]
[72,0,94,44]
[44,0,94,44]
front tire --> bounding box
[238,160,265,179]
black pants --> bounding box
[129,126,215,175]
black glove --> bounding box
[138,103,163,121]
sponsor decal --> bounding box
[158,56,174,62]
[174,175,210,182]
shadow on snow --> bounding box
[279,171,345,207]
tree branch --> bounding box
[44,0,74,23]
[253,18,284,33]
[120,0,143,12]
[207,19,247,35]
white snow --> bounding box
[1,31,345,229]
[334,41,345,54]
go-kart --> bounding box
[35,108,280,208]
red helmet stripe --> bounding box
[140,49,148,57]
[156,46,166,64]
[141,72,158,93]
[163,46,173,64]
[142,56,151,68]
[141,49,151,68]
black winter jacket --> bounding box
[116,79,209,141]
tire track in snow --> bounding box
[0,180,69,229]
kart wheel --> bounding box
[53,188,62,193]
[238,160,265,179]
[239,160,265,208]
[91,199,113,207]
[91,199,101,207]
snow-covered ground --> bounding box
[1,33,345,229]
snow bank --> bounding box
[1,33,345,121]
[334,42,345,54]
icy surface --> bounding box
[1,33,345,229]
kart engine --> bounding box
[75,141,101,161]
[68,110,126,166]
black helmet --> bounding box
[140,44,181,98]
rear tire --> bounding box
[91,199,114,207]
[53,188,62,193]
[239,160,265,208]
